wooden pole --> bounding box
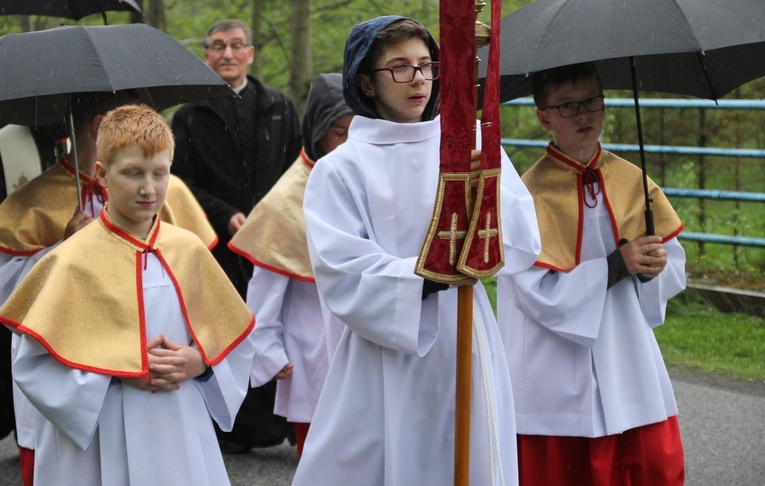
[454,3,490,485]
[454,285,473,486]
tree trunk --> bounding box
[130,0,144,24]
[145,0,166,31]
[289,0,313,115]
[251,0,266,79]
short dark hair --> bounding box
[204,20,252,48]
[70,90,140,135]
[531,62,603,108]
[359,19,432,74]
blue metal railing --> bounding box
[501,98,765,249]
[501,138,765,159]
[502,97,765,110]
[661,188,765,203]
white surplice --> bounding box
[247,268,330,423]
[497,183,686,438]
[12,252,254,486]
[292,116,540,486]
[2,197,104,456]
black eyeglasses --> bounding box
[372,62,440,83]
[541,96,605,118]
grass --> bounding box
[657,289,765,382]
[483,279,765,383]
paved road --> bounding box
[1,366,763,485]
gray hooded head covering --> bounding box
[302,73,353,161]
[342,16,440,121]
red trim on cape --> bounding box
[154,248,255,366]
[0,317,148,378]
[99,210,158,251]
[227,240,316,284]
[546,143,601,172]
[598,167,623,247]
[300,147,314,168]
[57,156,93,182]
[207,235,219,251]
[662,224,685,244]
[135,249,149,379]
[0,246,40,257]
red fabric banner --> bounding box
[415,0,504,282]
[415,0,476,282]
[458,0,505,278]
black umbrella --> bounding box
[0,0,141,23]
[0,23,233,209]
[0,23,233,127]
[479,0,765,234]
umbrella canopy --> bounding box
[0,0,141,21]
[0,23,233,127]
[479,0,765,234]
[480,0,765,102]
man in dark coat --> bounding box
[172,20,302,296]
[171,19,301,454]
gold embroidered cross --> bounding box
[437,212,467,265]
[478,212,498,263]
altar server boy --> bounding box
[1,104,255,486]
[497,62,686,485]
[291,16,540,485]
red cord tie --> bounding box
[142,246,157,271]
[82,178,107,216]
[582,167,602,208]
[142,245,166,277]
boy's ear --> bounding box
[536,108,552,131]
[94,160,107,186]
[358,73,375,97]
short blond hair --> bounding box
[96,104,175,167]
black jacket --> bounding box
[171,75,302,240]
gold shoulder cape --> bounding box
[522,143,684,272]
[0,157,210,255]
[0,158,95,255]
[0,210,254,378]
[163,174,218,250]
[228,150,315,282]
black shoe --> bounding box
[218,439,254,455]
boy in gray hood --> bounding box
[292,16,539,486]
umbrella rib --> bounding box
[694,52,720,100]
[669,0,706,51]
[82,27,119,94]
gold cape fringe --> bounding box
[523,143,683,272]
[229,150,315,282]
[0,211,254,377]
[0,158,215,254]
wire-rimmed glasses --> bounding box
[204,41,251,55]
[372,62,440,83]
[541,95,605,118]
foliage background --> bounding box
[0,0,762,283]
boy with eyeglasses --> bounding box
[496,62,686,485]
[291,16,540,486]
